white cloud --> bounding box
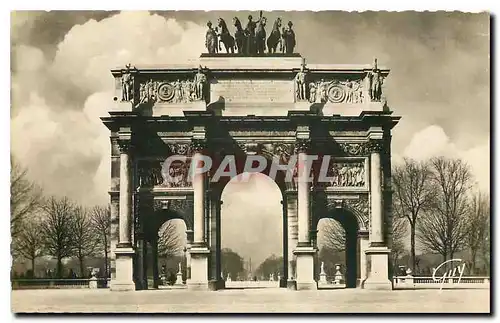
[11,12,206,206]
[398,125,490,192]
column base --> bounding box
[208,279,225,290]
[362,278,393,290]
[362,246,393,291]
[187,246,210,291]
[110,247,135,292]
[293,246,318,291]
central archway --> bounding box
[316,208,359,289]
[218,172,285,288]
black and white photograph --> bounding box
[9,7,491,314]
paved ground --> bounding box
[11,287,490,313]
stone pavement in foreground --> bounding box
[11,288,490,313]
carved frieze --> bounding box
[137,160,164,187]
[327,161,366,188]
[308,79,364,104]
[160,159,191,188]
[138,68,207,105]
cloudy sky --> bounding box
[11,11,490,264]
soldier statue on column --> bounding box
[295,61,307,101]
[194,66,207,100]
[121,63,133,101]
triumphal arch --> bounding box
[102,26,400,291]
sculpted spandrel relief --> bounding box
[138,66,208,105]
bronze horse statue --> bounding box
[255,16,267,54]
[267,17,282,53]
[217,18,235,53]
[233,17,245,54]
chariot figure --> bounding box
[217,18,235,53]
[205,21,218,54]
[233,17,246,54]
[282,21,296,54]
[267,17,282,53]
[244,12,263,55]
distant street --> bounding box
[12,288,490,313]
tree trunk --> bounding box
[31,257,35,278]
[57,257,63,278]
[104,235,108,278]
[79,255,85,278]
[471,250,477,275]
[410,224,416,273]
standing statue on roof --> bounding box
[282,21,296,54]
[244,11,263,55]
[205,21,218,54]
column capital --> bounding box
[294,138,311,154]
[191,139,208,153]
[367,139,386,154]
[117,139,133,154]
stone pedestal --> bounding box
[175,272,183,286]
[294,246,317,290]
[110,247,135,291]
[334,264,344,285]
[362,247,392,290]
[89,277,98,289]
[319,273,327,285]
[188,247,210,291]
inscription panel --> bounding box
[210,80,294,103]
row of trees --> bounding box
[320,156,490,276]
[393,156,490,274]
[11,156,185,279]
[11,157,111,278]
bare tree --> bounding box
[72,206,98,277]
[14,219,44,277]
[466,192,490,274]
[391,216,408,271]
[392,158,434,273]
[41,196,76,278]
[481,213,490,275]
[417,157,472,264]
[157,221,183,258]
[321,219,345,252]
[10,156,42,240]
[91,205,111,278]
